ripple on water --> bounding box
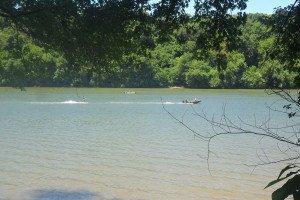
[0,89,285,200]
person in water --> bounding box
[82,96,87,102]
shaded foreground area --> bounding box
[29,189,122,200]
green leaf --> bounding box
[277,164,297,180]
[265,177,287,189]
[265,169,300,189]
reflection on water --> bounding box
[0,88,285,200]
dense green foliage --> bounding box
[0,13,296,88]
[0,0,247,70]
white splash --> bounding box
[30,100,88,104]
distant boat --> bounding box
[182,99,201,104]
[124,91,136,94]
[191,100,201,104]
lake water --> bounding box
[0,88,293,200]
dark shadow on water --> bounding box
[30,189,125,200]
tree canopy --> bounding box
[0,0,248,67]
[0,0,299,89]
[0,12,297,88]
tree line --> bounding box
[0,13,297,88]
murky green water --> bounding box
[0,88,290,199]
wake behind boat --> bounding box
[30,100,88,104]
[63,100,87,104]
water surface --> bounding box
[0,88,290,200]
